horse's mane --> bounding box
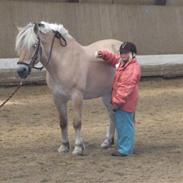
[15,21,71,53]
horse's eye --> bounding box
[32,44,37,48]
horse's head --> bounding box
[15,23,45,78]
[15,21,69,79]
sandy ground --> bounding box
[0,79,183,183]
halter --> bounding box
[17,30,67,71]
[1,29,67,109]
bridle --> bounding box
[1,29,68,109]
[17,30,67,71]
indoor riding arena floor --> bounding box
[0,79,183,183]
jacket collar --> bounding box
[118,58,136,70]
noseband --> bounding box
[17,31,67,71]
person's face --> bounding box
[120,52,130,63]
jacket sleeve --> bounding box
[101,50,120,67]
[113,64,141,106]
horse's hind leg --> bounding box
[71,90,85,155]
[53,94,70,153]
[101,95,115,148]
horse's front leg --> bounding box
[71,90,85,155]
[53,94,70,153]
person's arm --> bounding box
[113,64,141,106]
[97,50,120,67]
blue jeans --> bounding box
[114,109,135,155]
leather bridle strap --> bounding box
[17,31,67,71]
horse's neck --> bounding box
[41,38,85,75]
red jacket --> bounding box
[101,51,141,112]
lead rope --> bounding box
[0,80,23,109]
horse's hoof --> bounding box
[101,138,114,149]
[72,144,85,155]
[58,142,70,153]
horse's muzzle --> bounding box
[17,65,31,79]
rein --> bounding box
[0,80,22,109]
[44,31,67,69]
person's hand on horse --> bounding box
[96,51,104,59]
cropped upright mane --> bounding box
[15,21,71,53]
[39,21,71,38]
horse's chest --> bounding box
[47,77,71,97]
[53,84,69,96]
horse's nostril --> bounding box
[17,67,25,74]
[17,65,30,79]
[22,67,26,72]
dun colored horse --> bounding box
[16,21,122,155]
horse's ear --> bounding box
[13,22,22,32]
[14,24,22,33]
[33,23,39,34]
[16,26,23,32]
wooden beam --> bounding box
[155,0,166,5]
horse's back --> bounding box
[85,39,122,54]
[84,39,122,64]
[82,39,122,99]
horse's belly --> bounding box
[83,90,109,99]
[83,61,114,99]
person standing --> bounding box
[97,42,141,156]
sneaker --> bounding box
[111,151,127,157]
